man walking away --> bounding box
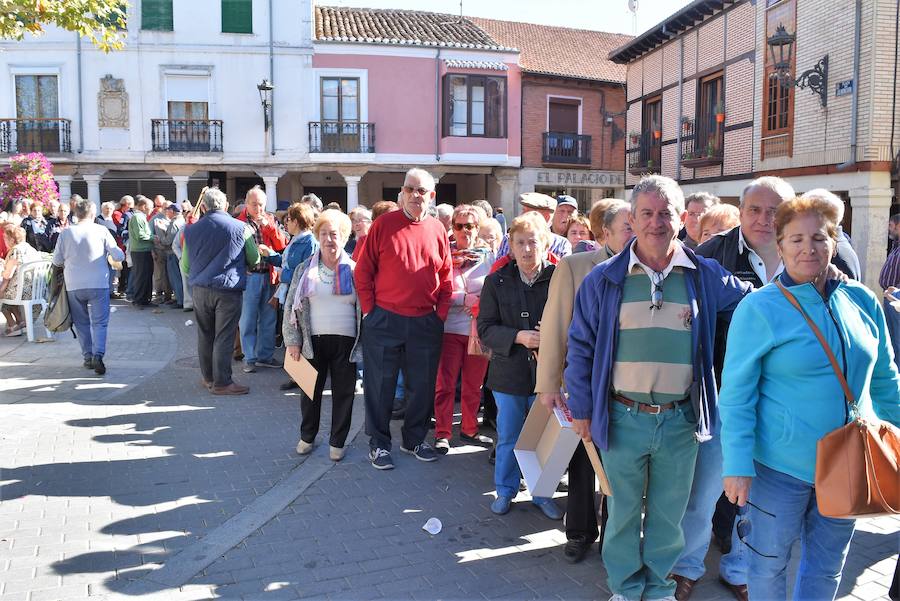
[182,188,260,396]
[52,197,125,375]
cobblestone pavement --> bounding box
[1,301,897,600]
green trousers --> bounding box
[599,400,699,600]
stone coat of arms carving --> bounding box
[98,75,128,128]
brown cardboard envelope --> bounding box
[284,353,319,398]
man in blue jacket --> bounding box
[182,187,260,396]
[565,175,752,601]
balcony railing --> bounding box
[309,122,375,153]
[151,119,223,152]
[542,132,591,165]
[680,117,724,168]
[627,129,662,175]
[0,119,71,154]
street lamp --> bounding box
[257,79,273,131]
[766,24,828,107]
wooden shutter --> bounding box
[141,0,173,31]
[222,0,253,33]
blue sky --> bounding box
[324,0,695,36]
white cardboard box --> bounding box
[514,403,612,498]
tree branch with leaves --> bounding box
[0,0,127,51]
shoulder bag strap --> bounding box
[512,264,534,331]
[775,279,856,405]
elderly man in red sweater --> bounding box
[355,167,453,470]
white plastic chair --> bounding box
[1,259,52,342]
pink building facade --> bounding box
[302,7,523,214]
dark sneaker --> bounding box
[279,379,299,391]
[93,357,106,375]
[400,441,438,462]
[435,438,450,455]
[369,448,394,470]
[256,358,282,369]
[83,356,94,369]
[460,431,494,444]
[242,362,257,373]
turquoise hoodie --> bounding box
[719,273,900,484]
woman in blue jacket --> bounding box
[719,196,900,601]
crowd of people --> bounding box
[2,166,899,601]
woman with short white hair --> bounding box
[477,212,562,520]
[282,209,361,462]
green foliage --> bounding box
[0,0,127,51]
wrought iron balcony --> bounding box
[680,117,724,168]
[309,121,375,153]
[0,119,71,154]
[542,132,591,165]
[151,119,223,152]
[627,129,662,175]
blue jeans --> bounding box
[673,435,747,584]
[166,253,184,306]
[492,392,550,502]
[745,462,855,601]
[885,299,900,370]
[67,288,110,359]
[239,273,276,364]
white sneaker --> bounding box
[329,445,345,461]
[609,596,637,601]
[296,440,313,455]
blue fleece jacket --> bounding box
[719,273,900,484]
[268,231,318,287]
[564,239,752,450]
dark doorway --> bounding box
[435,183,457,206]
[235,177,264,205]
[304,186,348,212]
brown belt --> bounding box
[612,393,690,415]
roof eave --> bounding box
[521,69,625,85]
[314,38,519,53]
[607,0,737,64]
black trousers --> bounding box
[192,286,242,387]
[362,306,443,451]
[300,334,357,448]
[130,251,154,305]
[565,440,608,546]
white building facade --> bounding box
[1,0,316,211]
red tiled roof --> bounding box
[315,6,515,51]
[471,17,632,83]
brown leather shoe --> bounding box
[211,382,249,395]
[718,577,748,601]
[670,574,697,601]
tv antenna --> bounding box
[628,0,638,35]
[439,0,463,25]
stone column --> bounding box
[344,175,362,212]
[82,174,103,213]
[850,183,894,291]
[494,175,519,218]
[255,169,286,212]
[171,175,190,206]
[55,175,73,206]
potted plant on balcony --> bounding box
[629,131,641,146]
[715,101,726,123]
[681,116,691,133]
[682,151,694,161]
[646,159,656,170]
[652,123,662,140]
[706,138,717,158]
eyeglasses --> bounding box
[736,501,778,559]
[453,223,476,231]
[649,271,664,311]
[403,185,431,196]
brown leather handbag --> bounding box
[776,280,900,519]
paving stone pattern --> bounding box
[0,301,897,600]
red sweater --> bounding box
[354,211,452,320]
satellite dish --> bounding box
[628,0,638,13]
